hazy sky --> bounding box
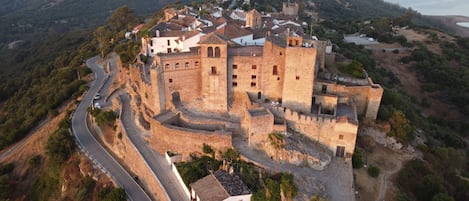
[384,0,469,16]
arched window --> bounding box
[195,61,199,67]
[207,47,213,57]
[185,62,190,68]
[175,63,180,68]
[165,64,170,69]
[215,47,221,57]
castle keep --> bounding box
[127,6,383,164]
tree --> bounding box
[352,149,364,169]
[94,26,111,58]
[367,165,380,178]
[432,193,455,201]
[388,110,414,142]
[221,148,240,164]
[309,195,327,201]
[107,6,138,31]
[46,128,75,164]
[202,143,214,157]
[280,173,298,201]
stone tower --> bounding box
[282,35,317,113]
[199,33,229,112]
[282,1,299,16]
[245,9,262,29]
[365,82,384,120]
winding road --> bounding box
[120,94,189,201]
[71,56,151,201]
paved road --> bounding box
[120,94,189,201]
[71,56,151,201]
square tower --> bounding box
[199,33,229,112]
[282,36,317,113]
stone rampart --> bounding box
[149,115,232,161]
[93,107,169,201]
[270,107,357,157]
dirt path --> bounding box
[376,160,402,201]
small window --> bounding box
[215,47,221,57]
[232,82,238,87]
[251,82,256,87]
[175,63,180,68]
[167,40,170,46]
[150,49,154,53]
[277,77,280,81]
[195,61,199,67]
[150,40,153,46]
[185,62,190,68]
[232,64,238,69]
[169,78,173,83]
[167,48,172,53]
[251,75,256,79]
[279,52,282,56]
[272,65,278,75]
[296,76,300,80]
[251,65,257,70]
[208,47,213,57]
[211,66,217,75]
[322,85,327,93]
[232,75,237,79]
[339,135,344,140]
[165,64,170,69]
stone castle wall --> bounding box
[271,107,358,157]
[149,118,232,161]
[94,97,169,201]
[156,53,202,109]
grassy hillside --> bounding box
[0,0,178,150]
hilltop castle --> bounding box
[124,5,383,165]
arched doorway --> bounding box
[172,91,181,106]
[257,91,262,100]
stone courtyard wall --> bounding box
[149,119,232,161]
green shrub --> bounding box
[368,165,380,177]
[352,149,364,169]
[29,155,42,167]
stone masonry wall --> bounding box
[95,99,169,201]
[149,119,232,161]
[272,107,358,157]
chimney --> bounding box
[156,30,160,37]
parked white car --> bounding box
[94,93,101,100]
